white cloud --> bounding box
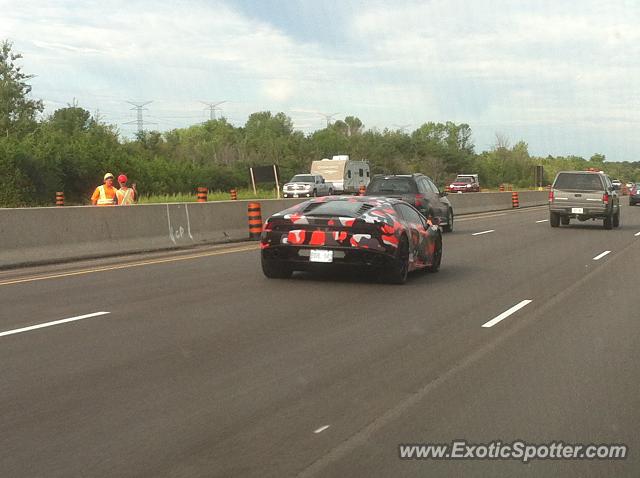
[1,0,640,157]
[263,79,294,102]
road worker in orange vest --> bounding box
[91,173,118,206]
[116,174,136,205]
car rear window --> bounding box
[290,175,315,182]
[455,177,474,183]
[301,200,378,217]
[553,173,604,191]
[367,178,417,194]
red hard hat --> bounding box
[117,174,128,183]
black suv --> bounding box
[365,174,454,232]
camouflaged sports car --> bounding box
[260,196,443,284]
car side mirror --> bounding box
[439,191,448,197]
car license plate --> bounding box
[571,208,584,214]
[310,249,333,263]
[293,194,299,198]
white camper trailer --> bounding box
[310,155,370,193]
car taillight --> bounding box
[603,193,609,204]
[548,190,554,202]
[415,194,424,207]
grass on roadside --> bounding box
[138,188,280,204]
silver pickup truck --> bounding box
[282,174,334,198]
[549,171,620,229]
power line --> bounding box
[290,109,340,127]
[200,100,226,121]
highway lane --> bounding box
[0,203,639,477]
[309,210,640,477]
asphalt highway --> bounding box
[1,203,639,477]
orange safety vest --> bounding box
[93,185,117,206]
[116,187,134,205]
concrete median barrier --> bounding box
[0,193,548,269]
[447,192,513,214]
[0,199,304,269]
[516,190,550,208]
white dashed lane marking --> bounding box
[0,312,111,338]
[471,230,495,236]
[482,300,533,328]
[593,251,611,261]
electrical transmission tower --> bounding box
[125,101,153,134]
[392,123,412,133]
[201,101,227,120]
[318,112,340,127]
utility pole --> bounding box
[125,101,153,134]
[201,101,226,121]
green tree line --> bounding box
[2,40,639,207]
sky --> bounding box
[2,0,640,160]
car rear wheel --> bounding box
[261,258,293,279]
[603,213,613,230]
[426,235,442,273]
[561,216,570,225]
[442,208,454,233]
[385,236,409,284]
[613,209,620,228]
[550,212,560,227]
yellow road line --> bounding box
[0,245,259,287]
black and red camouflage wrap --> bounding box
[261,196,441,272]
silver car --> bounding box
[549,171,620,229]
